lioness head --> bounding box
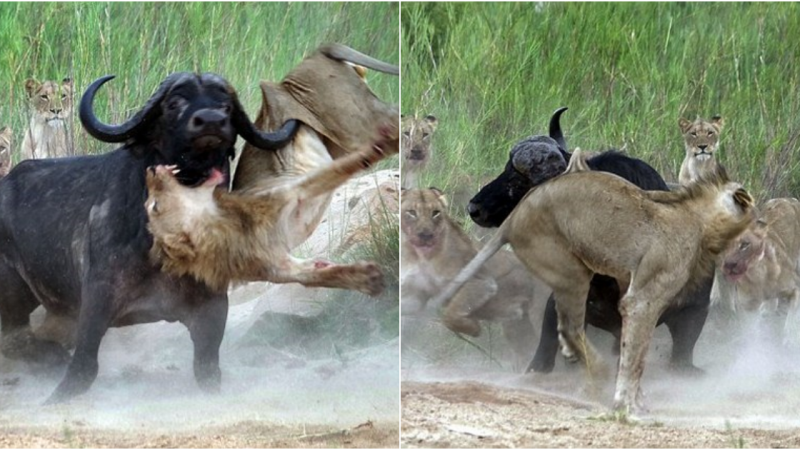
[679,116,723,161]
[145,165,223,236]
[720,220,767,283]
[25,78,73,125]
[402,114,437,168]
[401,187,449,258]
[0,126,11,177]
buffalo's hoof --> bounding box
[669,363,706,378]
[526,357,555,374]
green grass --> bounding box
[1,2,399,158]
[402,2,800,223]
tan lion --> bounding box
[145,142,394,295]
[678,115,723,185]
[401,188,549,366]
[401,114,437,189]
[0,126,11,177]
[21,78,74,160]
[432,154,754,412]
[715,197,800,344]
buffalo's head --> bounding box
[467,107,570,227]
[80,73,299,186]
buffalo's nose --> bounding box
[189,109,228,133]
[467,202,481,219]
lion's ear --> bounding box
[424,115,438,131]
[733,187,754,211]
[62,77,73,88]
[25,79,40,97]
[428,186,447,206]
[711,115,724,132]
[678,117,692,133]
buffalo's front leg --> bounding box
[528,294,560,373]
[182,293,228,393]
[44,283,113,404]
[663,275,711,375]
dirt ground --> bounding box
[401,312,800,448]
[0,300,399,449]
[0,420,397,448]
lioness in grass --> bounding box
[401,114,437,189]
[21,78,73,160]
[678,115,723,185]
[401,187,549,365]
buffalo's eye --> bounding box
[223,104,232,114]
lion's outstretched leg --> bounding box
[262,256,385,297]
[279,144,396,201]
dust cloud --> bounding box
[0,298,398,436]
[402,304,800,429]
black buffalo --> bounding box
[0,73,298,403]
[467,107,712,375]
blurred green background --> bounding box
[402,2,800,219]
[0,2,398,156]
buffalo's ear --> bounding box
[678,117,692,133]
[25,79,40,97]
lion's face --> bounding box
[145,165,221,238]
[679,116,723,161]
[401,115,437,168]
[401,188,448,258]
[721,222,766,282]
[0,127,11,176]
[25,78,73,125]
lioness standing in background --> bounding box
[21,77,74,160]
[678,115,724,185]
[401,114,437,189]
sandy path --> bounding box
[402,313,800,448]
